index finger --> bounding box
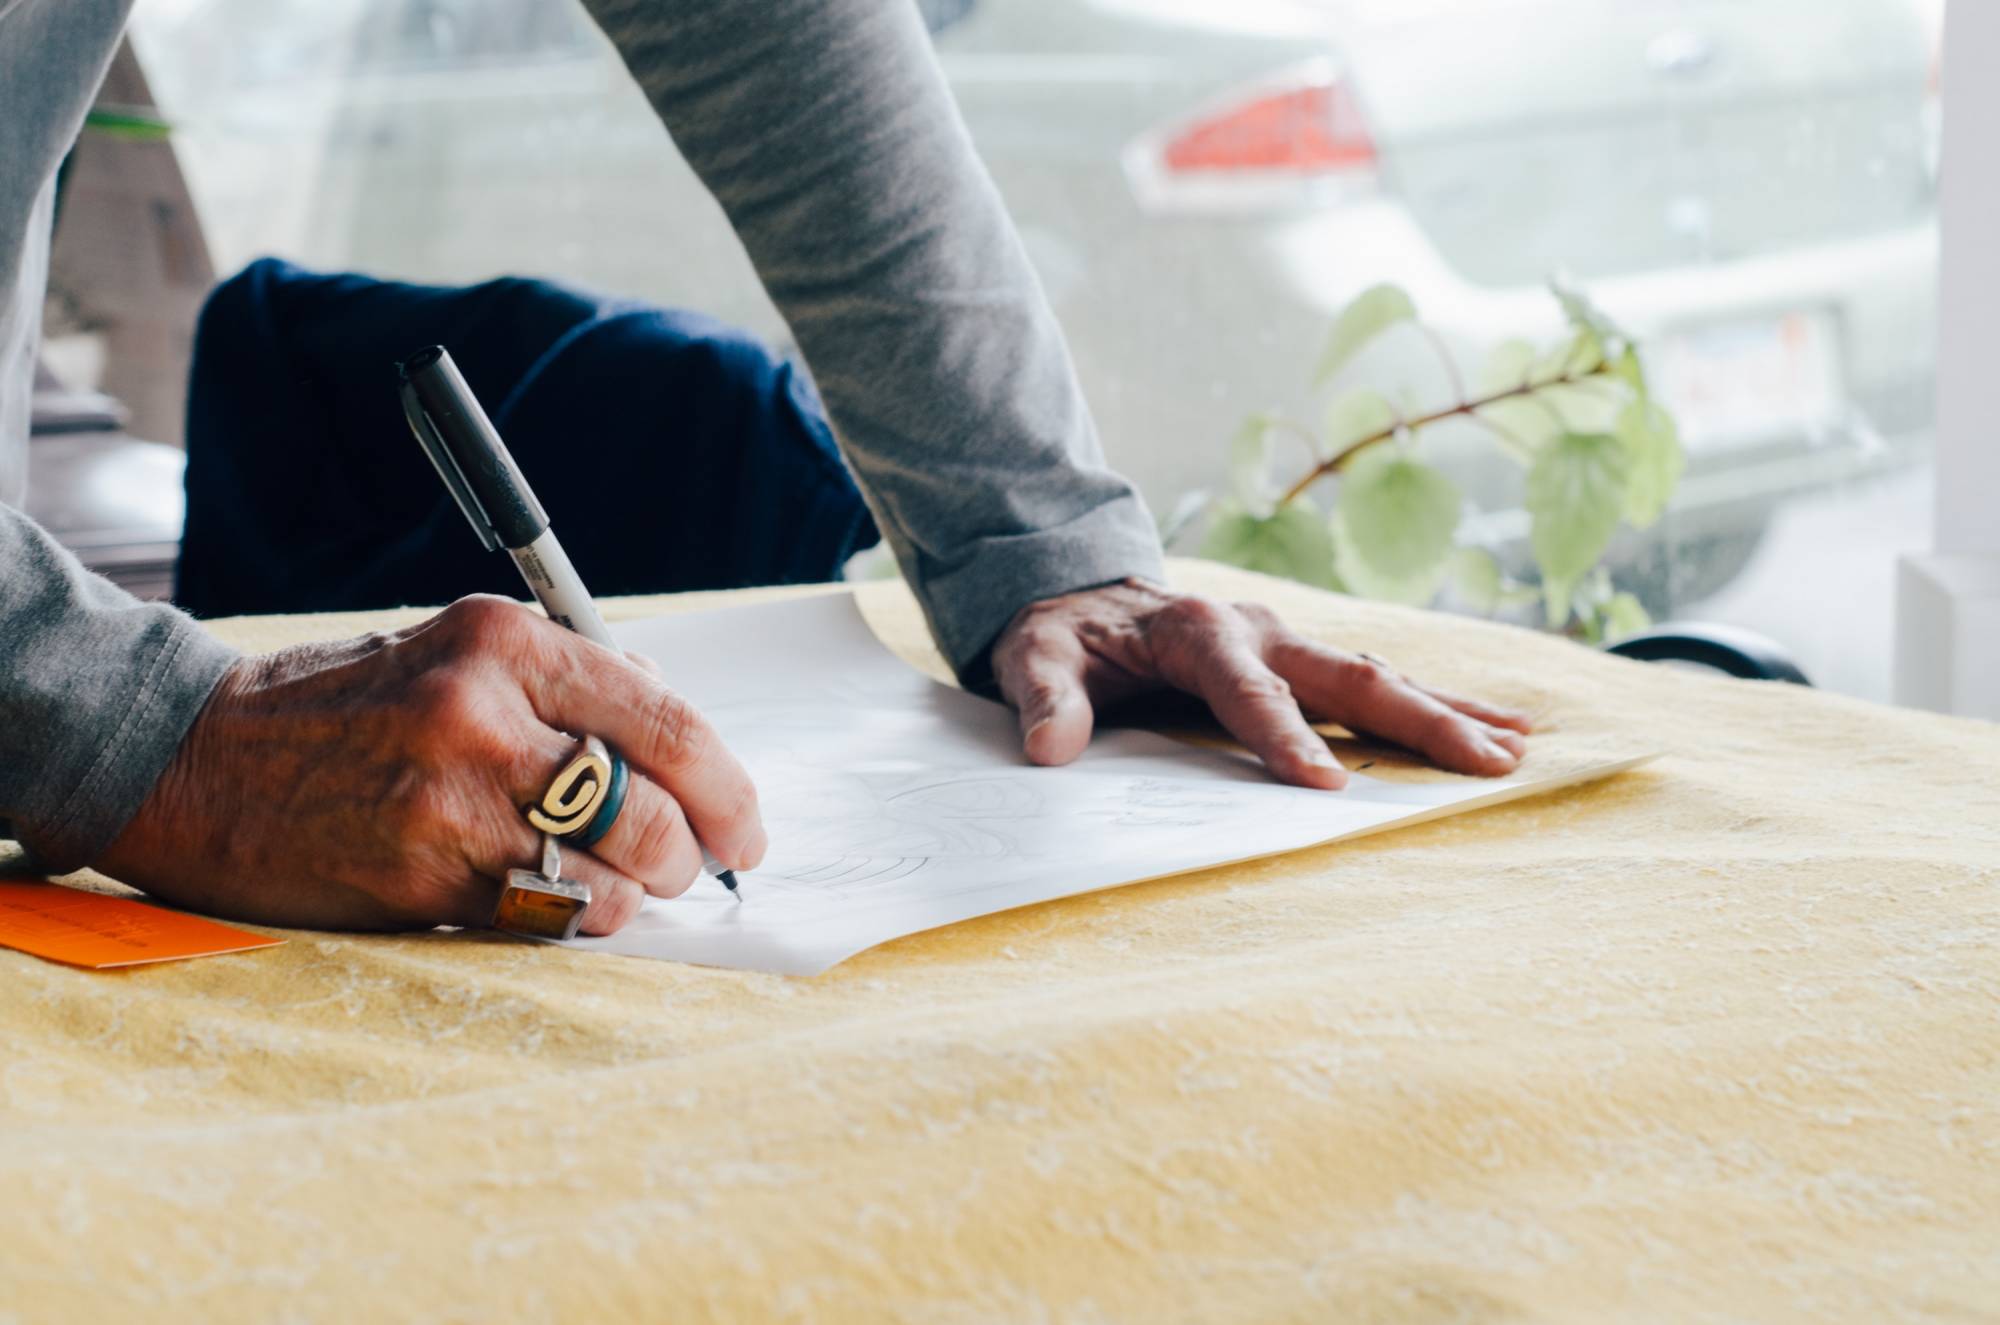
[1267,634,1522,776]
[521,622,766,871]
[1152,622,1347,790]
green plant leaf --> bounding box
[1199,500,1337,588]
[1526,432,1631,626]
[1450,546,1502,613]
[1336,447,1462,582]
[1528,327,1603,385]
[1602,591,1651,642]
[1313,284,1416,385]
[1573,600,1603,643]
[1612,345,1647,395]
[1331,513,1449,606]
[1584,565,1615,606]
[1551,278,1633,345]
[1614,397,1684,528]
[1560,327,1606,377]
[1528,340,1570,386]
[1474,395,1563,459]
[1537,382,1629,434]
[1479,339,1538,394]
[1543,581,1573,630]
[1322,388,1396,456]
[1227,414,1279,516]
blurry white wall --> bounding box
[1896,0,2000,719]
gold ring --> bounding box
[526,735,613,836]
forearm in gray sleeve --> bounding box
[0,504,237,871]
[577,0,1165,676]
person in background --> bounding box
[0,0,1530,936]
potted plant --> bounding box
[1182,281,1685,645]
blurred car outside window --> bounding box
[127,0,1944,701]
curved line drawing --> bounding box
[781,855,928,887]
[885,775,1046,820]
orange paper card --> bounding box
[0,882,283,969]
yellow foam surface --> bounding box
[4,563,1995,1322]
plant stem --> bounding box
[1274,362,1619,507]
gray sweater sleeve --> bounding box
[0,504,237,870]
[577,0,1165,676]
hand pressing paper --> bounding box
[571,593,1651,976]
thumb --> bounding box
[1001,644,1095,767]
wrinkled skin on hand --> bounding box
[99,596,767,937]
[990,579,1531,788]
[101,582,1526,939]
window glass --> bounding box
[131,0,1943,701]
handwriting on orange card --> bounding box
[0,882,283,969]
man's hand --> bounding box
[97,596,766,937]
[991,579,1531,788]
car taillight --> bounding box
[1165,82,1373,174]
[1125,62,1379,215]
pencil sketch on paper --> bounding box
[1080,777,1254,830]
[745,767,1050,894]
[566,592,1656,976]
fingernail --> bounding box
[744,824,769,870]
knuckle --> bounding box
[723,778,761,834]
[1263,631,1314,674]
[1008,624,1056,660]
[590,883,643,934]
[604,896,641,932]
[398,779,463,842]
[1015,613,1071,649]
[1226,669,1294,707]
[405,668,484,731]
[1449,713,1496,749]
[1020,678,1069,714]
[1152,595,1231,641]
[355,627,400,656]
[995,617,1067,674]
[1232,600,1281,631]
[1344,653,1394,690]
[653,856,703,900]
[435,595,528,656]
[627,796,690,879]
[642,688,709,772]
[1017,597,1070,630]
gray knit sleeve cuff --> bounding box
[912,492,1167,687]
[23,611,237,874]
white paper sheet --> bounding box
[568,593,1650,975]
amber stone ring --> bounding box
[493,833,590,941]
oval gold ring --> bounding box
[525,735,613,836]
